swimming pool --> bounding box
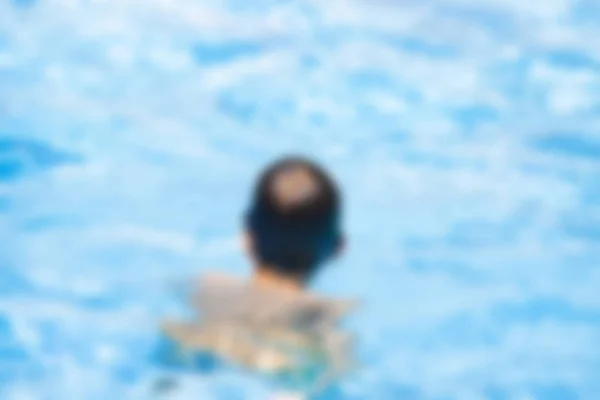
[1,0,599,399]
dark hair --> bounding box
[245,156,342,281]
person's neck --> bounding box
[252,265,305,294]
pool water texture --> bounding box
[1,0,599,399]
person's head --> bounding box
[244,156,344,286]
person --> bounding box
[159,156,356,398]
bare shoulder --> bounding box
[161,271,359,393]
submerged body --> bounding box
[161,272,357,397]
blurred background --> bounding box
[1,0,599,399]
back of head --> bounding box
[245,156,342,283]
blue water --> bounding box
[1,1,599,399]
